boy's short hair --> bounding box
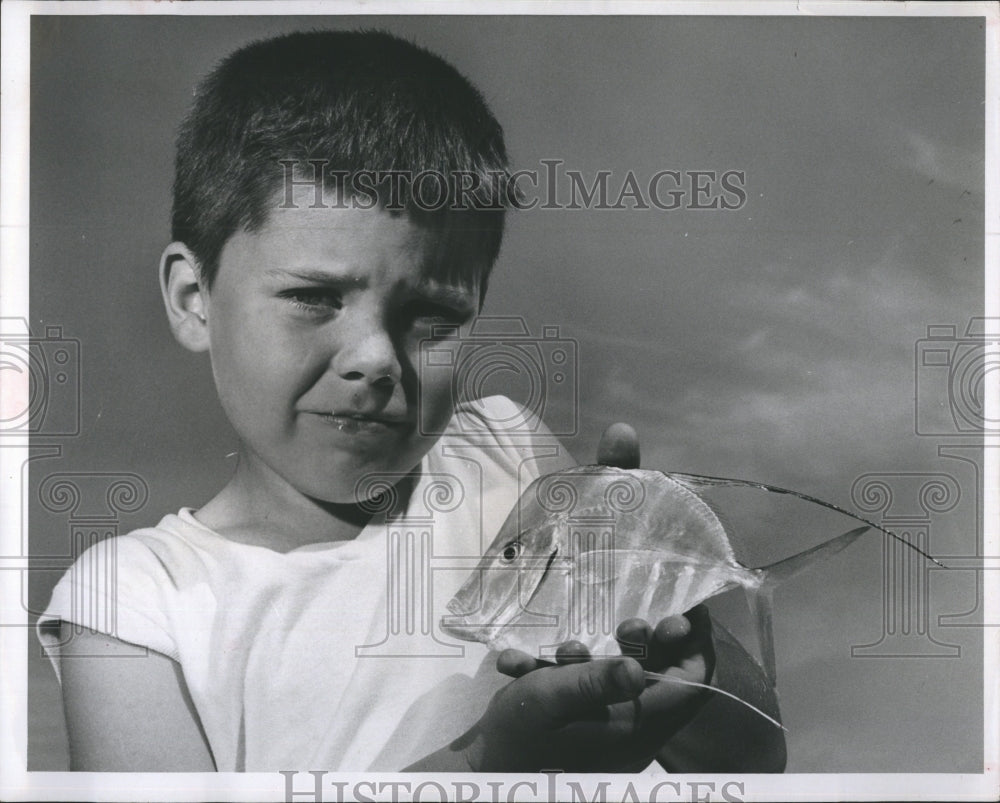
[172,30,515,299]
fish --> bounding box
[441,464,943,728]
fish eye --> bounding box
[500,541,523,564]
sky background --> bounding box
[25,14,986,773]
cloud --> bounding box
[904,130,983,193]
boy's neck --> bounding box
[193,452,415,552]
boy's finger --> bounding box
[496,649,543,678]
[615,618,653,662]
[648,607,715,682]
[646,606,712,671]
[653,615,692,642]
[680,605,714,660]
[596,423,640,469]
[629,663,713,745]
[686,606,716,683]
[555,640,591,665]
[684,604,712,631]
[641,615,690,670]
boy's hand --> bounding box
[596,421,641,470]
[460,606,714,772]
[455,422,713,772]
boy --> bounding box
[38,30,783,773]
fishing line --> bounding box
[641,670,787,731]
[533,657,786,731]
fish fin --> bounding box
[642,670,787,731]
[744,585,777,688]
[711,618,781,709]
[747,524,871,686]
[758,525,872,588]
[665,471,947,569]
[688,490,748,555]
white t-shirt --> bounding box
[38,396,572,771]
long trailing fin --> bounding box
[744,586,777,689]
[641,670,786,731]
[665,470,947,569]
[747,524,871,688]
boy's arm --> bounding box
[58,623,216,771]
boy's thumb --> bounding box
[597,423,640,469]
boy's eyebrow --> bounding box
[264,267,366,286]
[265,268,477,309]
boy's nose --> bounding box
[333,325,402,386]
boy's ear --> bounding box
[159,242,210,353]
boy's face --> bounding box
[203,201,482,505]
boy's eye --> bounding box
[280,288,343,313]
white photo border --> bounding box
[1,1,996,801]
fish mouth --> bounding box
[441,597,527,640]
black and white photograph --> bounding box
[1,2,996,801]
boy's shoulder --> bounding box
[451,395,540,432]
[104,509,222,563]
[449,395,568,446]
[442,395,574,477]
[58,509,216,585]
[46,510,226,623]
[36,511,209,674]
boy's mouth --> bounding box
[311,411,414,434]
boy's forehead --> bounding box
[238,199,484,297]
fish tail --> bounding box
[750,525,871,686]
[642,670,787,731]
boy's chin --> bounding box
[305,481,417,515]
[294,457,427,511]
